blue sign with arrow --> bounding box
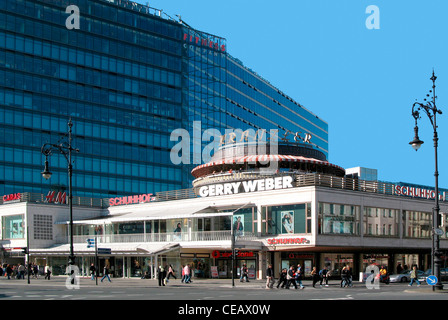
[427,275,438,286]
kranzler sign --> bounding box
[198,176,294,197]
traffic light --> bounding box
[22,247,28,254]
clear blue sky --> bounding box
[143,0,448,188]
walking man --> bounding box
[266,264,274,289]
[101,265,111,283]
[286,266,297,289]
[90,263,96,280]
[240,263,249,282]
[408,266,421,287]
[319,266,329,287]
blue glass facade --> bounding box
[0,0,328,199]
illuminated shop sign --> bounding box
[3,193,21,202]
[46,191,67,204]
[266,237,311,245]
[198,176,294,197]
[109,193,156,206]
[183,33,226,52]
[393,185,447,201]
[211,250,254,258]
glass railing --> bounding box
[56,230,259,245]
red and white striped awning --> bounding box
[191,154,345,177]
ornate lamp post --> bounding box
[409,71,443,290]
[41,119,79,267]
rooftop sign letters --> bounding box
[198,176,294,197]
[393,185,447,201]
[46,191,67,204]
[109,193,156,206]
[3,193,21,202]
[183,32,226,52]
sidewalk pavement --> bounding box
[3,275,448,293]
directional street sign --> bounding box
[86,238,95,248]
[426,275,438,286]
[97,248,111,255]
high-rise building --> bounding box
[0,0,328,199]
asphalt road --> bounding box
[1,275,447,301]
[1,276,446,319]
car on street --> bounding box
[389,269,424,283]
[418,268,448,283]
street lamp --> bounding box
[41,119,79,267]
[409,70,443,291]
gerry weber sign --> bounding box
[198,176,294,197]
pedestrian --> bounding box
[341,265,352,287]
[240,263,249,282]
[44,264,51,280]
[89,263,96,280]
[295,264,304,289]
[319,266,329,287]
[17,263,25,280]
[408,266,421,287]
[167,264,176,280]
[286,266,297,289]
[101,265,111,282]
[157,265,166,286]
[266,264,274,289]
[311,267,319,287]
[33,264,39,279]
[341,266,347,287]
[183,264,191,283]
[181,265,185,283]
[6,264,12,280]
[277,268,287,289]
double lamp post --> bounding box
[409,71,444,290]
[41,119,79,268]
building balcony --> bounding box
[55,230,259,245]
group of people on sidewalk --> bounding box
[266,264,309,289]
[265,264,356,289]
[156,264,192,286]
[1,262,52,280]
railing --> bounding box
[55,230,259,245]
[0,192,109,207]
[5,174,445,208]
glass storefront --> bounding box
[1,214,25,239]
[363,207,399,237]
[321,253,354,277]
[262,203,311,235]
[403,210,432,238]
[213,251,258,279]
[318,203,360,235]
[280,252,315,277]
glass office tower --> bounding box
[0,0,328,199]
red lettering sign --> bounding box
[211,250,254,258]
[46,191,67,204]
[2,193,21,202]
[183,33,226,52]
[109,194,155,206]
[267,237,311,245]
